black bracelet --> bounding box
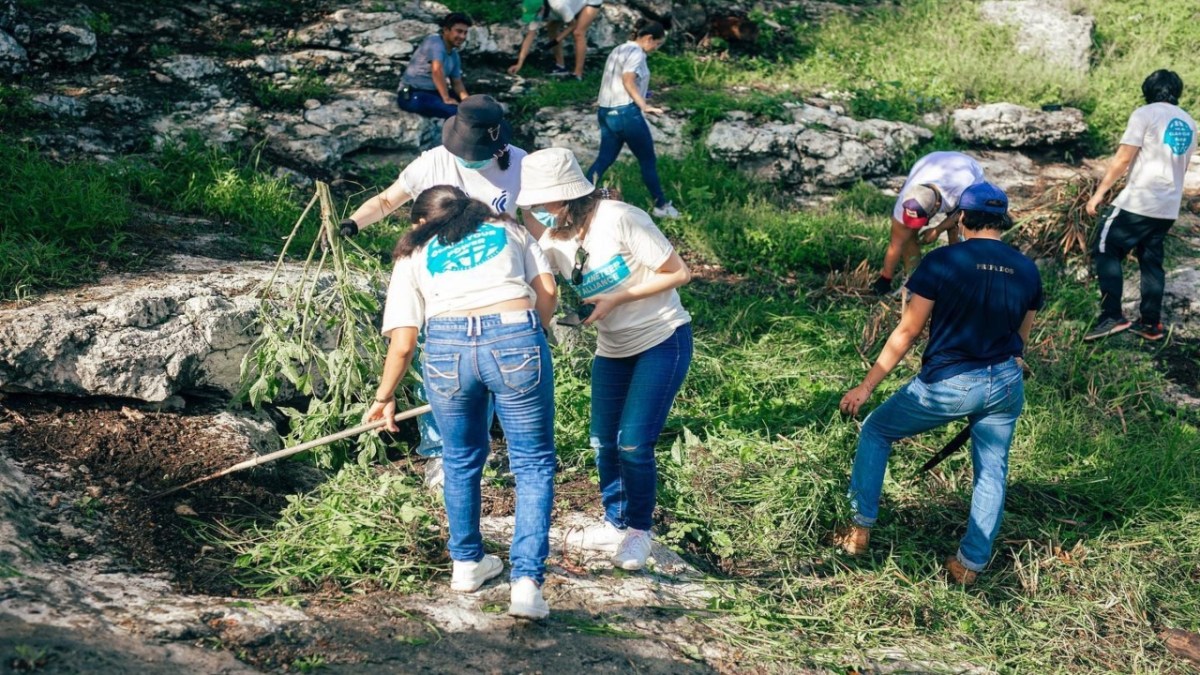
[374,395,392,404]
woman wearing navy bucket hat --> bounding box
[342,95,530,488]
[363,184,558,619]
[518,147,692,572]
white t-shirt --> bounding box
[538,201,690,358]
[892,151,985,223]
[1112,102,1198,220]
[597,42,649,109]
[381,219,552,334]
[397,145,527,217]
[548,0,587,23]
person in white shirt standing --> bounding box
[1084,69,1197,342]
[585,22,679,219]
[363,185,557,620]
[340,95,530,487]
[872,151,986,295]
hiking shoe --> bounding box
[508,577,550,620]
[651,202,680,219]
[611,528,653,570]
[1083,316,1131,342]
[424,456,445,490]
[944,556,978,586]
[565,521,626,552]
[549,64,571,76]
[832,523,870,556]
[450,554,503,593]
[870,276,892,296]
[1131,321,1165,341]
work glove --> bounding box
[339,218,359,238]
[870,276,892,296]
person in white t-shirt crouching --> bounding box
[1084,69,1197,343]
[340,95,531,487]
[586,22,680,219]
[363,185,558,620]
[518,147,692,571]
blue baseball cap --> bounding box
[958,181,1008,214]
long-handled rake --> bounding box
[150,404,432,499]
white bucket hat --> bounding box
[516,147,595,207]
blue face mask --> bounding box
[530,208,558,229]
[455,156,493,170]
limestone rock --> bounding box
[706,104,932,191]
[29,21,96,65]
[530,106,689,166]
[152,99,258,147]
[0,29,26,75]
[952,103,1087,148]
[157,54,225,82]
[979,0,1093,73]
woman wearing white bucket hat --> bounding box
[518,147,692,571]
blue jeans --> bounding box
[398,88,457,119]
[413,342,494,458]
[586,104,668,208]
[423,310,556,583]
[590,324,692,532]
[847,358,1025,571]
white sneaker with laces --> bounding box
[565,522,626,552]
[450,554,503,593]
[611,528,653,570]
[651,202,681,219]
[508,577,550,619]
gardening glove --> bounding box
[870,276,892,296]
[339,218,359,238]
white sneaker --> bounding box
[450,554,503,593]
[611,528,653,570]
[651,202,680,219]
[424,457,444,490]
[508,577,549,620]
[565,522,626,552]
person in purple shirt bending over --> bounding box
[835,182,1043,586]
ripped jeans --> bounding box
[590,324,692,532]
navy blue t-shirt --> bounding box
[905,238,1044,383]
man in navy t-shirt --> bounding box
[835,181,1043,585]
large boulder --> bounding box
[0,257,321,403]
[530,106,689,166]
[952,103,1087,148]
[979,0,1092,73]
[28,21,96,65]
[706,104,932,191]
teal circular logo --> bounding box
[1165,118,1193,156]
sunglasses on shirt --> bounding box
[571,245,589,286]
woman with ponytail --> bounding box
[364,185,558,619]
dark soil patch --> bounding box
[0,394,294,595]
[1156,337,1200,397]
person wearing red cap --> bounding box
[873,151,986,295]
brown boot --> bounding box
[944,556,978,586]
[832,523,870,556]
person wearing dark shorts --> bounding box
[836,182,1043,585]
[397,13,471,119]
[1084,69,1197,342]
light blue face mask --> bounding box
[530,208,558,229]
[455,155,493,170]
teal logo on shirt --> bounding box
[426,223,506,274]
[1165,118,1194,156]
[577,254,631,297]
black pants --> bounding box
[1093,207,1174,323]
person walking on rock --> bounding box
[363,185,557,620]
[397,12,472,119]
[837,182,1042,585]
[586,22,680,219]
[519,147,692,571]
[873,151,986,295]
[341,95,530,487]
[1083,69,1197,342]
[545,0,603,80]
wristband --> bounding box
[374,395,393,404]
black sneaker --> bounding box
[1083,316,1132,342]
[1130,321,1165,341]
[870,276,892,296]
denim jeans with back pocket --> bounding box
[422,310,556,583]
